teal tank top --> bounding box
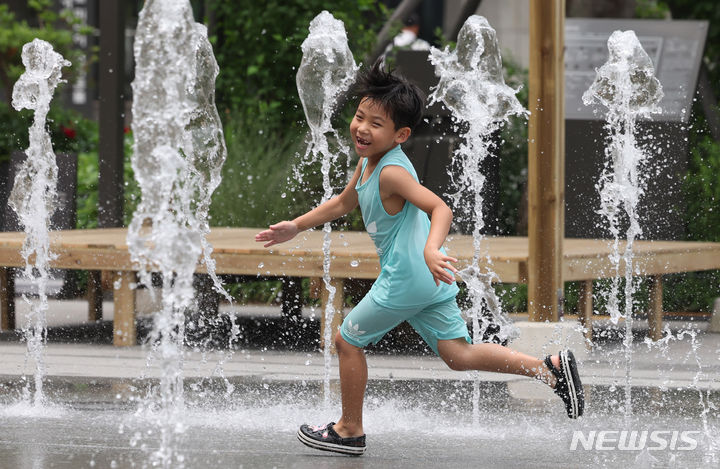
[355,145,459,309]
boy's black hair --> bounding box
[351,58,425,131]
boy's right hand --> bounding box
[255,221,299,248]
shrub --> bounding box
[76,131,138,229]
[209,116,309,227]
[0,0,94,106]
[207,0,385,128]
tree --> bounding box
[636,0,720,103]
[0,0,93,106]
[207,0,385,127]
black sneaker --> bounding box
[544,350,584,419]
[297,422,366,456]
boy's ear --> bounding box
[395,127,411,144]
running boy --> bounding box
[255,61,583,456]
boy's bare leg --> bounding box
[437,338,561,387]
[332,331,368,438]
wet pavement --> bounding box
[1,308,719,468]
[0,377,718,468]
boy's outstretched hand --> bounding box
[255,221,299,248]
[424,248,458,286]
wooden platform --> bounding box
[1,228,719,345]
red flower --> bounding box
[61,125,76,139]
[124,126,130,134]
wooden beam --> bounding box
[87,270,103,322]
[527,0,565,322]
[577,280,593,344]
[113,271,136,346]
[0,267,15,330]
[647,275,664,341]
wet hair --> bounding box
[351,59,425,131]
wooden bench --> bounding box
[1,228,719,345]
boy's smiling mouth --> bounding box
[356,136,371,147]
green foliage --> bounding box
[663,271,720,312]
[47,105,97,155]
[207,0,384,127]
[76,132,139,229]
[209,116,308,227]
[0,1,95,164]
[0,101,29,163]
[0,100,96,162]
[664,0,720,102]
[635,0,670,19]
[495,283,527,313]
[226,279,283,304]
[497,53,529,236]
[662,134,720,312]
[685,135,720,242]
[209,110,365,230]
[0,0,94,106]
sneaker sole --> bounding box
[560,350,584,418]
[296,429,366,456]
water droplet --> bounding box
[350,260,359,267]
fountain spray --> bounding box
[129,0,230,466]
[429,16,525,423]
[296,10,358,405]
[582,30,663,419]
[9,39,70,407]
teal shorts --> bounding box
[339,294,471,355]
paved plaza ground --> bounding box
[1,301,719,468]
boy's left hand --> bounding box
[424,248,458,286]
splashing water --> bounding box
[9,39,70,408]
[429,16,525,423]
[429,16,525,346]
[582,30,663,419]
[296,10,358,405]
[128,0,230,466]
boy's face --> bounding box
[350,97,410,160]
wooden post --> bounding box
[0,267,15,331]
[647,275,664,341]
[577,280,593,344]
[87,270,103,322]
[320,278,345,353]
[528,0,565,322]
[113,271,137,346]
[98,0,126,228]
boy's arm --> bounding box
[255,160,363,247]
[380,165,458,286]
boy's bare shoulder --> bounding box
[378,164,415,183]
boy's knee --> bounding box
[335,330,361,353]
[442,355,467,371]
[438,341,469,371]
[335,330,349,351]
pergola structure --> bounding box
[373,0,568,322]
[93,0,567,323]
[527,0,565,322]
